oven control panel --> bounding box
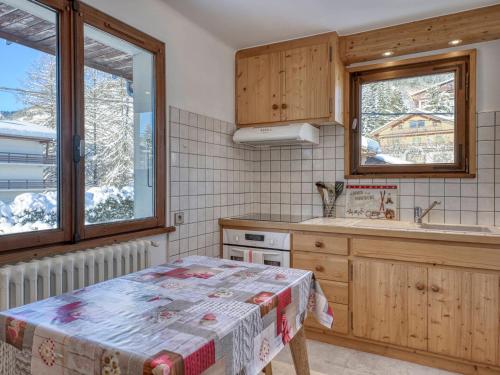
[222,228,290,251]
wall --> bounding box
[84,0,235,123]
[167,106,259,261]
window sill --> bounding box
[0,226,175,267]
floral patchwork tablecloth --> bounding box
[0,256,333,375]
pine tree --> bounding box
[423,86,454,114]
[17,56,135,190]
[18,54,57,129]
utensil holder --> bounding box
[322,199,336,218]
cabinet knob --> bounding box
[281,103,288,109]
[272,104,279,110]
[415,282,425,291]
[315,265,325,272]
[431,285,440,293]
[314,241,324,248]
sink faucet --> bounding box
[414,201,441,224]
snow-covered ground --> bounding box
[0,186,133,235]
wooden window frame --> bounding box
[0,0,168,254]
[345,50,476,179]
[74,2,166,240]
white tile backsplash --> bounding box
[169,110,500,258]
[250,111,500,225]
[168,106,259,260]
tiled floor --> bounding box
[271,340,458,375]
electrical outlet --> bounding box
[174,212,184,225]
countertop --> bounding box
[219,217,500,245]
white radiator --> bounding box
[0,240,154,311]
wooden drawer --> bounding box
[293,232,348,255]
[320,280,348,305]
[293,251,348,282]
[351,238,500,271]
[305,303,348,334]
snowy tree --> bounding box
[18,54,57,129]
[18,54,58,182]
[361,81,407,135]
[16,56,135,190]
[423,85,454,114]
[83,67,134,188]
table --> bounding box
[0,256,333,375]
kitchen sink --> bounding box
[419,223,493,233]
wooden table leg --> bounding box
[289,326,310,375]
[263,363,273,375]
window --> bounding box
[347,51,475,177]
[0,0,166,252]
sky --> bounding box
[0,39,42,112]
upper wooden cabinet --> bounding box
[236,32,345,127]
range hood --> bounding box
[233,123,319,147]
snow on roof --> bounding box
[0,120,55,141]
[369,110,454,136]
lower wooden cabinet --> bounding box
[352,259,428,350]
[352,259,500,365]
[428,269,499,365]
[287,229,500,372]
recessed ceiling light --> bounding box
[382,51,394,57]
[448,39,462,46]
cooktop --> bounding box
[231,213,314,223]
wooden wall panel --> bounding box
[339,4,500,65]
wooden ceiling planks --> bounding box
[0,2,133,80]
[339,4,500,65]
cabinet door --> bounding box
[352,260,427,349]
[428,269,499,364]
[282,43,330,122]
[236,52,281,125]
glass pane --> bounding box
[360,72,455,165]
[83,25,155,225]
[0,1,59,235]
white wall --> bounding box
[350,39,500,112]
[84,0,235,123]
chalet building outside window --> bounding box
[0,0,166,252]
[346,51,476,178]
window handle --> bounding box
[73,135,85,163]
[352,118,358,130]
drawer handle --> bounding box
[315,265,325,272]
[281,103,288,109]
[431,285,440,293]
[314,241,324,248]
[415,282,426,291]
[272,104,279,110]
